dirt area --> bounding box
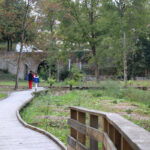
[101,100,150,121]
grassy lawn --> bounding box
[20,86,150,145]
[0,93,7,99]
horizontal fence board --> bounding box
[68,106,150,150]
[69,106,107,117]
[68,119,103,142]
[68,119,117,150]
[68,136,88,150]
[103,133,117,150]
[68,119,86,134]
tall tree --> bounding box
[0,0,25,51]
[113,0,149,82]
[59,0,112,80]
[15,0,33,90]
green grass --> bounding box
[21,88,150,145]
[0,94,7,99]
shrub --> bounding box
[47,77,56,87]
[67,65,83,90]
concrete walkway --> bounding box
[0,88,62,150]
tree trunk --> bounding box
[7,39,10,51]
[10,40,12,51]
[91,45,99,81]
[69,84,72,91]
[123,31,127,85]
[57,60,60,82]
[15,41,23,90]
[15,0,30,90]
[95,61,99,81]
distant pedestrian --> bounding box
[34,73,39,92]
[27,71,34,89]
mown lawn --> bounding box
[20,87,150,145]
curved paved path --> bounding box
[0,88,62,150]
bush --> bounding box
[66,65,83,90]
[47,77,56,87]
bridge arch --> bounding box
[37,60,56,80]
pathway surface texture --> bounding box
[0,88,62,150]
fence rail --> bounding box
[67,106,150,150]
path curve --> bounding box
[0,88,64,150]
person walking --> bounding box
[34,73,39,92]
[27,71,34,89]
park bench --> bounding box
[67,106,150,150]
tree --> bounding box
[15,0,34,89]
[59,0,122,81]
[113,0,149,83]
[0,0,25,51]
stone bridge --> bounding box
[0,52,47,79]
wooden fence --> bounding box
[67,106,150,150]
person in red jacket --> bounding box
[27,71,34,89]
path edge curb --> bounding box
[16,93,67,150]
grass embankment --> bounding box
[20,83,150,145]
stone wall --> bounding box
[0,52,46,79]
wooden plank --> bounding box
[106,113,150,150]
[68,119,86,134]
[86,125,103,142]
[71,109,77,139]
[114,129,121,150]
[69,106,107,117]
[77,112,86,145]
[102,117,108,150]
[102,117,108,133]
[68,136,88,150]
[109,124,115,143]
[103,133,117,150]
[89,114,98,150]
[68,119,103,142]
[69,106,150,150]
[121,137,133,150]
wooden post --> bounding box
[102,117,108,150]
[114,129,121,150]
[77,111,86,145]
[121,137,133,150]
[89,114,98,150]
[71,109,77,139]
[108,124,115,143]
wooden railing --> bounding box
[67,106,150,150]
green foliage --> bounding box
[66,79,76,86]
[127,80,133,86]
[47,77,56,87]
[66,65,83,90]
[0,0,37,51]
[70,66,83,82]
[125,109,133,114]
[39,67,49,81]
